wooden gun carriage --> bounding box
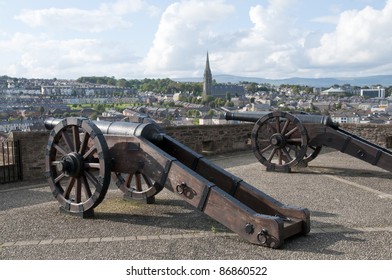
[225,111,392,173]
[44,117,310,248]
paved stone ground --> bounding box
[0,149,391,260]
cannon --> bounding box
[225,111,392,173]
[44,117,310,248]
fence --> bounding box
[0,140,22,184]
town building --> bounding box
[360,87,385,99]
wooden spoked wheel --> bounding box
[251,111,308,171]
[113,171,163,204]
[303,145,322,164]
[45,118,111,214]
[285,145,322,165]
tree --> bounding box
[225,101,234,107]
[94,104,105,113]
[244,82,258,93]
[38,106,45,116]
[205,95,214,103]
[207,109,215,116]
[90,113,98,120]
[225,92,231,102]
[386,86,392,97]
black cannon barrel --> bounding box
[225,111,336,127]
[44,117,164,142]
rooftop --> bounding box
[0,148,391,260]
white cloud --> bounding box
[141,0,392,79]
[15,8,131,33]
[5,0,392,80]
[248,0,300,42]
[142,0,235,77]
[14,0,156,33]
[212,0,305,78]
[307,0,392,73]
[100,0,144,15]
[142,0,309,79]
[0,33,141,78]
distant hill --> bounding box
[174,74,392,87]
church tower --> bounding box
[202,52,213,100]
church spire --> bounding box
[205,52,211,75]
[203,51,212,99]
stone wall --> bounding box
[5,122,392,183]
[340,123,392,148]
[163,124,254,154]
[8,131,49,181]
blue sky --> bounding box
[0,0,391,80]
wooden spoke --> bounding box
[83,145,97,159]
[79,133,90,154]
[84,162,100,169]
[51,160,61,167]
[267,148,277,162]
[63,177,75,199]
[61,130,74,152]
[81,174,92,198]
[266,121,277,132]
[135,173,143,191]
[281,119,290,135]
[72,126,80,153]
[142,173,153,188]
[125,173,133,188]
[84,169,101,190]
[53,143,68,156]
[282,147,293,162]
[285,126,298,138]
[260,144,273,154]
[286,138,303,144]
[54,173,66,184]
[75,179,82,203]
[275,116,281,133]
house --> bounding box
[80,108,97,118]
[212,114,227,125]
[199,114,213,125]
[330,111,360,124]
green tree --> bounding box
[225,92,231,102]
[90,113,98,120]
[207,109,215,116]
[38,106,45,116]
[94,104,105,113]
[225,101,234,107]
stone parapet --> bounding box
[163,124,254,154]
[340,123,392,148]
[4,122,391,183]
[7,131,49,181]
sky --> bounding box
[0,0,391,80]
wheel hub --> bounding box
[57,152,84,177]
[270,133,286,148]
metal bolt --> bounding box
[176,182,187,194]
[244,223,255,234]
[257,229,269,244]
